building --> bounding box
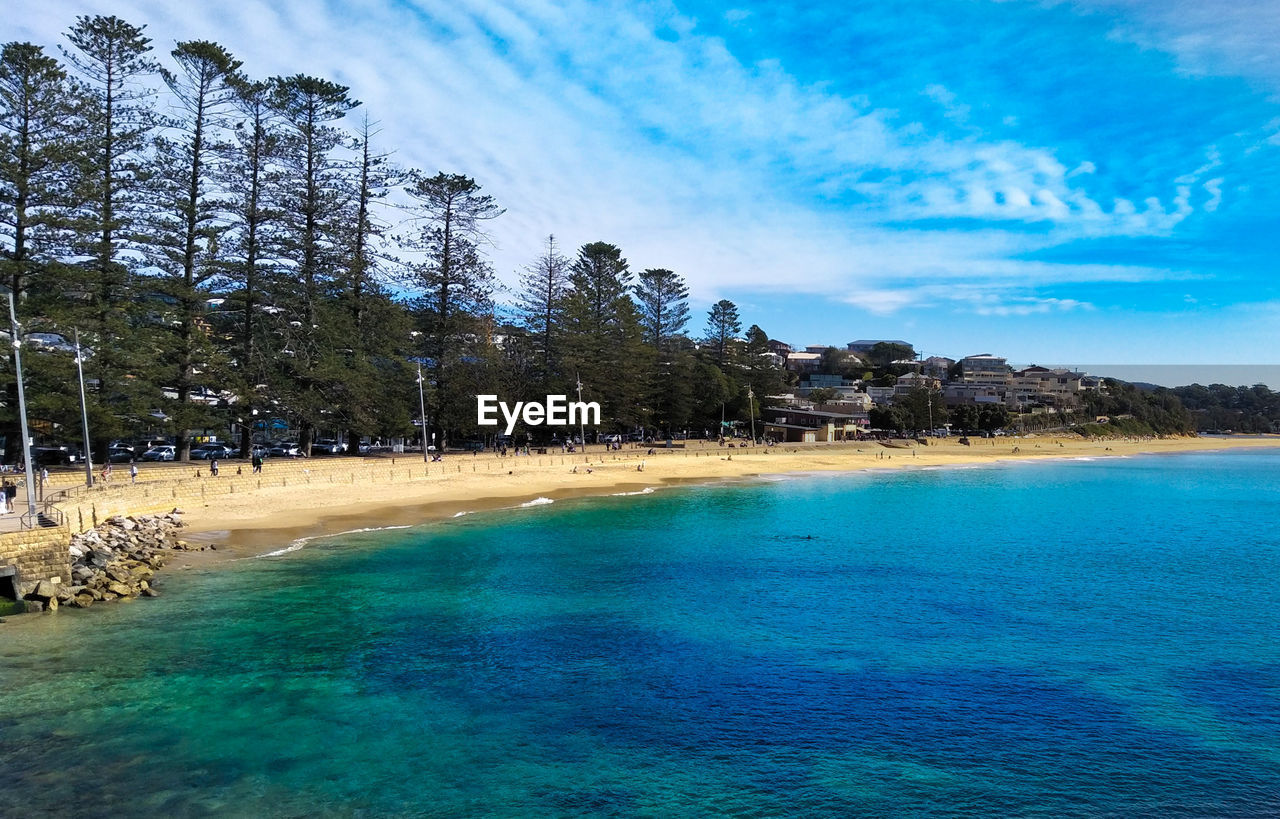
[943,383,1006,405]
[893,372,941,396]
[762,406,869,442]
[784,352,822,373]
[866,386,896,405]
[922,356,955,380]
[958,354,1011,383]
[847,339,913,355]
[1009,366,1085,409]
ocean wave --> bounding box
[611,487,656,496]
[452,511,472,518]
[257,524,412,558]
[519,497,555,508]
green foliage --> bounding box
[0,13,793,458]
[704,299,741,368]
[1078,380,1194,436]
[1171,383,1280,433]
[892,385,947,431]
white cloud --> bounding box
[10,0,1206,314]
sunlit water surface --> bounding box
[2,450,1280,816]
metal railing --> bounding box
[18,500,65,530]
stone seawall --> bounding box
[0,526,72,604]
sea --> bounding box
[2,449,1279,817]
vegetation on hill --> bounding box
[1075,380,1195,437]
[1171,384,1280,433]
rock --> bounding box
[105,567,133,585]
[24,600,44,613]
[71,595,95,608]
[141,587,160,598]
[33,579,58,600]
[45,596,58,612]
[105,581,133,598]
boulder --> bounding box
[105,581,133,598]
[32,579,58,601]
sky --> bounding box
[10,0,1280,377]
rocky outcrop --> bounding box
[32,510,211,610]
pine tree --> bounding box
[401,171,502,447]
[705,298,741,368]
[561,241,648,432]
[149,40,242,460]
[634,267,690,434]
[219,77,283,456]
[268,73,358,453]
[62,15,160,457]
[515,234,568,378]
[634,267,689,355]
[0,42,82,457]
[334,114,400,453]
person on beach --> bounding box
[252,453,263,473]
[210,458,219,477]
[130,463,138,484]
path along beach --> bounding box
[36,435,1280,565]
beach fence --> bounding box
[41,447,669,533]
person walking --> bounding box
[130,462,138,484]
[252,453,262,474]
[210,458,220,477]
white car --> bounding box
[141,445,176,462]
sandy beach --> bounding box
[76,434,1262,563]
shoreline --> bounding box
[167,435,1280,568]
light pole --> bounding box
[74,329,94,487]
[6,291,38,520]
[575,374,587,453]
[416,363,429,462]
[748,386,756,445]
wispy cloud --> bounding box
[11,0,1280,361]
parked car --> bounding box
[107,446,136,463]
[268,442,300,457]
[34,446,80,466]
[250,444,270,459]
[312,438,345,455]
[190,444,233,460]
[140,445,176,462]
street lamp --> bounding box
[575,374,587,452]
[416,363,429,463]
[74,329,93,487]
[5,291,38,520]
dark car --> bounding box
[269,442,300,457]
[107,446,136,463]
[34,446,80,467]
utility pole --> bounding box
[748,386,756,445]
[75,329,94,487]
[6,291,38,520]
[416,364,429,462]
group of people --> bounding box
[96,462,140,484]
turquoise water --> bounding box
[3,450,1280,816]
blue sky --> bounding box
[11,0,1280,372]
